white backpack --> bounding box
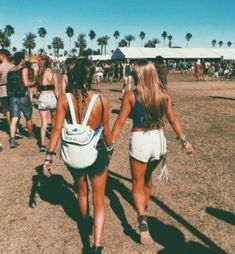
[60,93,103,169]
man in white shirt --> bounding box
[0,49,14,126]
[0,49,14,150]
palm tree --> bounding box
[125,34,136,47]
[161,31,168,47]
[4,25,14,37]
[102,35,110,55]
[227,41,232,47]
[139,31,146,46]
[211,39,217,47]
[185,33,192,47]
[64,50,68,56]
[0,30,10,49]
[47,44,51,54]
[97,37,104,54]
[23,32,37,56]
[218,41,223,47]
[167,35,173,48]
[38,27,47,51]
[38,48,44,54]
[144,38,160,48]
[66,27,74,54]
[119,39,127,47]
[52,37,64,58]
[113,30,120,47]
[71,48,77,56]
[152,38,160,47]
[88,30,96,54]
[75,33,86,55]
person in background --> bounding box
[61,57,76,94]
[203,61,210,82]
[43,58,113,254]
[122,59,133,93]
[7,52,36,148]
[155,56,168,90]
[25,61,36,102]
[0,49,14,129]
[37,56,59,152]
[194,59,201,82]
[112,59,193,245]
[95,62,104,92]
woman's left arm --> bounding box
[112,91,133,143]
[166,94,193,154]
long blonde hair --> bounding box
[134,59,168,128]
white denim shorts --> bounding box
[129,129,167,163]
[38,93,57,111]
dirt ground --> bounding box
[0,72,234,254]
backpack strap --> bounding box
[66,93,77,124]
[82,94,99,126]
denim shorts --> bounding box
[68,139,109,179]
[129,129,167,163]
[10,95,32,120]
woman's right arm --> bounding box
[100,96,113,147]
[43,94,67,176]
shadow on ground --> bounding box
[108,170,226,254]
[28,166,92,251]
[206,207,235,226]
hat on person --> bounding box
[0,49,11,59]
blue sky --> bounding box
[0,0,235,54]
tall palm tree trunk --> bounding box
[41,38,44,51]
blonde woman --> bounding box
[37,57,59,151]
[112,59,193,245]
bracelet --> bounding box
[44,159,53,163]
[181,135,189,147]
[106,144,114,152]
[46,150,56,156]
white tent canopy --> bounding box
[112,47,235,60]
[89,55,111,61]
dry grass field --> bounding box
[0,72,234,254]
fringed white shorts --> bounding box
[129,129,167,163]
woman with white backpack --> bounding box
[43,58,113,254]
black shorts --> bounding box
[68,139,109,180]
[0,97,10,114]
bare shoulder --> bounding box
[123,90,135,105]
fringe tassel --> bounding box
[158,155,169,182]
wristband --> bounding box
[46,150,56,156]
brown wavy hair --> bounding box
[37,56,51,84]
[134,59,168,128]
[69,58,95,121]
